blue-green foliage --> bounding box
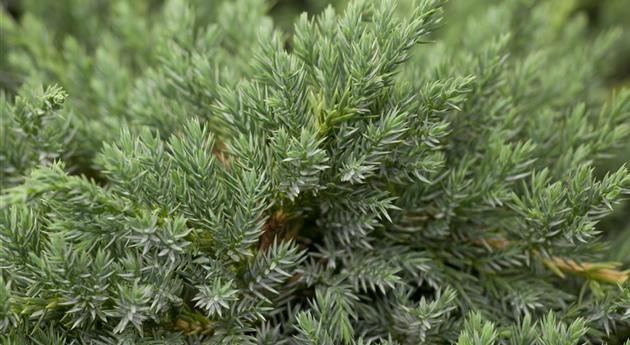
[1,0,629,344]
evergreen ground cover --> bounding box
[1,0,629,344]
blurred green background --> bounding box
[3,0,629,89]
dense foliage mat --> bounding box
[1,0,629,344]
